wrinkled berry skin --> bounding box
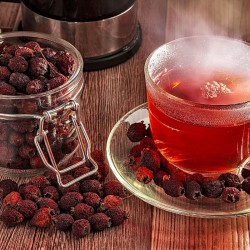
[29,57,48,76]
[0,179,18,198]
[136,166,153,184]
[16,199,37,219]
[88,213,111,231]
[222,187,240,203]
[58,192,83,211]
[1,207,24,227]
[127,122,146,142]
[162,179,185,197]
[242,177,250,194]
[54,213,74,231]
[30,207,52,228]
[140,149,161,172]
[72,219,91,238]
[184,180,201,200]
[202,179,224,198]
[105,206,128,226]
[71,203,94,220]
[103,180,126,197]
[218,173,241,188]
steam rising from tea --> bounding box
[155,39,250,105]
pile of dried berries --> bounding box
[127,121,250,203]
[0,150,129,238]
[0,39,81,170]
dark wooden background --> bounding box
[0,0,250,249]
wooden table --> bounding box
[0,1,250,249]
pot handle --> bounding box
[34,100,98,187]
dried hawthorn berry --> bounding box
[3,191,22,207]
[73,166,90,179]
[10,120,36,133]
[127,122,146,142]
[103,180,126,197]
[37,197,59,213]
[42,47,56,61]
[24,41,42,52]
[136,166,153,184]
[15,47,34,59]
[57,174,80,195]
[130,144,143,157]
[30,155,46,169]
[0,66,11,81]
[105,206,128,226]
[17,100,38,114]
[218,173,241,188]
[8,56,28,72]
[71,203,94,220]
[201,179,224,198]
[153,170,170,187]
[46,75,67,90]
[72,219,91,238]
[90,149,105,163]
[8,131,25,146]
[55,51,75,76]
[25,132,35,146]
[88,213,111,231]
[184,180,201,200]
[222,187,240,203]
[18,144,36,159]
[1,207,24,227]
[140,148,161,172]
[128,156,141,171]
[241,166,250,179]
[99,195,122,211]
[30,207,53,228]
[241,177,250,194]
[96,162,110,181]
[15,199,37,219]
[58,192,83,211]
[26,79,45,94]
[44,170,58,186]
[140,136,157,149]
[42,185,60,201]
[28,175,50,189]
[80,179,102,194]
[0,179,18,198]
[162,179,184,197]
[29,57,48,76]
[54,213,74,231]
[0,81,16,95]
[4,44,19,55]
[20,184,41,201]
[83,192,101,208]
[0,53,13,66]
[186,173,204,185]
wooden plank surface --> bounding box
[0,0,250,249]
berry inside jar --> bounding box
[0,31,84,177]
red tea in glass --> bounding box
[145,36,250,175]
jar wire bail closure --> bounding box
[33,100,98,187]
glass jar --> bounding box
[0,31,97,186]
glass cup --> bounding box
[145,36,250,175]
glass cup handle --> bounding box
[34,100,98,187]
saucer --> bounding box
[106,103,250,218]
